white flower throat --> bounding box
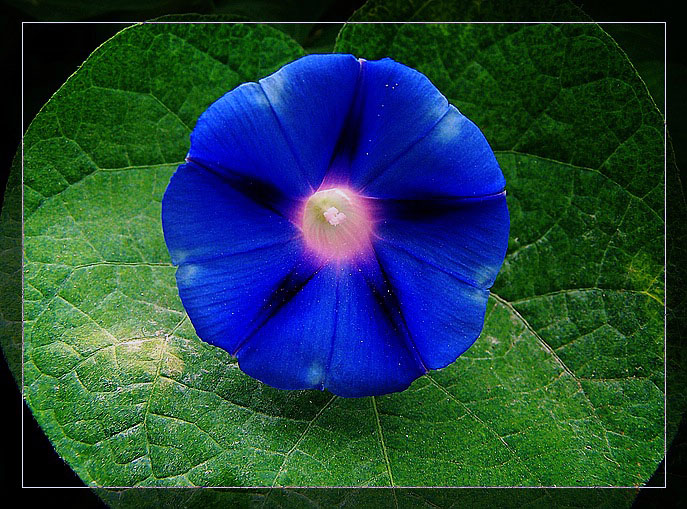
[301,187,372,260]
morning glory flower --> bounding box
[161,54,509,398]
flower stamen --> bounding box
[302,187,371,260]
[323,206,347,226]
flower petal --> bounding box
[236,264,425,397]
[259,54,361,190]
[234,265,337,392]
[344,58,449,188]
[324,264,426,397]
[162,162,313,352]
[372,240,493,371]
[173,244,309,354]
[187,54,360,198]
[376,195,510,289]
[362,106,506,199]
[162,162,299,265]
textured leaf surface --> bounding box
[13,15,664,494]
[337,0,665,487]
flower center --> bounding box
[302,187,372,260]
[323,206,346,226]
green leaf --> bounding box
[9,14,665,496]
[336,7,665,488]
[600,24,665,113]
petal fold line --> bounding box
[258,81,316,192]
[359,105,451,192]
[231,263,326,357]
[373,238,486,291]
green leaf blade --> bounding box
[335,12,665,489]
[11,15,665,491]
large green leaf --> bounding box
[10,15,665,495]
[337,0,666,488]
[600,24,665,114]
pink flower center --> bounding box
[301,187,372,260]
[323,206,347,226]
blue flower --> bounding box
[162,54,509,398]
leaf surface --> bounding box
[11,14,665,492]
[337,2,666,488]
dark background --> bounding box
[1,0,684,506]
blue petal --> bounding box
[234,265,337,391]
[236,264,425,397]
[173,245,310,354]
[325,264,425,397]
[162,162,299,265]
[344,58,450,188]
[162,162,313,352]
[187,54,360,198]
[362,106,506,199]
[376,195,510,289]
[372,240,493,371]
[259,54,361,190]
